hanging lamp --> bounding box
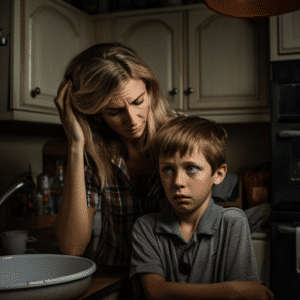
[204,0,300,18]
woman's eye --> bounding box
[133,98,144,106]
[162,166,173,174]
[108,110,119,116]
[186,166,199,173]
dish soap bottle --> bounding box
[50,160,65,214]
[39,174,52,215]
[33,172,43,216]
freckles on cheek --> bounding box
[108,117,120,126]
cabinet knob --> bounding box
[31,87,41,98]
[170,88,179,96]
[185,88,193,95]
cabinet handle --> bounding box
[278,130,300,138]
[170,88,179,95]
[31,87,41,98]
[278,225,297,234]
[185,88,193,95]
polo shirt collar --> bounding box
[196,199,224,235]
[155,198,223,237]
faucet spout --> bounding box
[0,178,35,210]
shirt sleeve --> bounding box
[84,166,102,238]
[130,215,165,280]
[84,165,102,212]
[220,209,260,282]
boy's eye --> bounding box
[186,166,199,173]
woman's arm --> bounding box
[55,145,96,256]
[140,274,273,300]
[54,80,96,256]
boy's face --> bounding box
[159,149,227,217]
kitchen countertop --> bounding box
[6,227,131,299]
[78,268,130,300]
[26,227,131,299]
[0,249,130,299]
[251,228,270,239]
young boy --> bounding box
[130,116,274,300]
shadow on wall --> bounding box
[224,123,270,174]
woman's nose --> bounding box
[125,107,138,126]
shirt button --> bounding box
[179,262,191,275]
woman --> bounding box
[54,43,177,268]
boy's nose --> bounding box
[173,171,186,187]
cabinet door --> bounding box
[12,0,88,114]
[278,10,300,56]
[187,9,269,114]
[270,10,300,61]
[113,12,184,111]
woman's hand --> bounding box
[54,79,85,149]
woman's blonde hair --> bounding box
[64,43,175,191]
[150,116,227,175]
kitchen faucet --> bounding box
[0,178,35,210]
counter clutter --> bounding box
[77,268,130,300]
[0,226,131,300]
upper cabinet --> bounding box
[113,11,184,111]
[106,4,269,123]
[0,0,90,124]
[187,10,269,118]
[0,1,269,124]
[270,9,300,61]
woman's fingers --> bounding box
[57,78,68,94]
[54,79,71,112]
[64,83,77,124]
[54,80,85,146]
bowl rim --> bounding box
[0,254,97,290]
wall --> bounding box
[0,122,270,229]
[0,123,64,229]
[224,123,270,174]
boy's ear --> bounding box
[212,164,227,185]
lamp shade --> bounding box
[204,0,300,18]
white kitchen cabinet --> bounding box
[187,9,269,122]
[113,11,184,111]
[270,9,300,61]
[102,4,269,123]
[0,0,90,124]
[0,1,269,124]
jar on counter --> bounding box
[50,160,65,214]
[37,174,53,215]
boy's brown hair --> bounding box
[150,116,227,175]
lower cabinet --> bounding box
[252,231,270,287]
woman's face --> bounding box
[102,79,151,142]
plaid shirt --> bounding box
[85,157,166,267]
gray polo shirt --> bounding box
[130,198,259,283]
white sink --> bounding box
[0,254,97,300]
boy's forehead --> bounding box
[159,147,204,162]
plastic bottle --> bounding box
[50,160,65,214]
[32,172,43,217]
[39,174,52,215]
[34,184,44,217]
